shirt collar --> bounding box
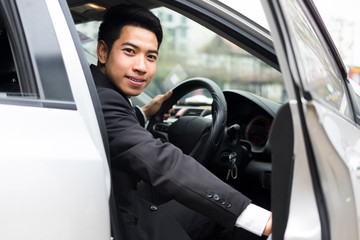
[90,64,131,106]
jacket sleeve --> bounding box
[97,87,252,228]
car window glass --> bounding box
[218,0,270,30]
[280,0,353,120]
[151,7,284,103]
[76,7,285,104]
[0,30,19,97]
[0,23,37,99]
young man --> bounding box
[91,4,272,240]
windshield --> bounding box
[219,0,270,30]
[76,6,284,104]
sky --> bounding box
[220,0,360,67]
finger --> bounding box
[168,108,175,114]
[162,90,173,101]
[163,113,171,120]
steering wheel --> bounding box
[147,78,227,164]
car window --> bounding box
[219,0,270,30]
[76,6,285,104]
[280,0,353,120]
[1,1,75,105]
[0,30,20,97]
[0,23,37,99]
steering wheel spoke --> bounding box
[150,122,171,142]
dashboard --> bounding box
[224,90,280,151]
[171,90,280,153]
[152,89,279,206]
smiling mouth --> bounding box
[127,76,145,82]
[127,76,146,87]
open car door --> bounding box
[262,0,360,239]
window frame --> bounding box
[0,0,76,110]
[280,0,356,123]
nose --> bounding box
[132,55,147,73]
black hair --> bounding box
[98,4,163,52]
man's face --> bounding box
[98,25,158,98]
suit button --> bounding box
[213,194,220,201]
[206,191,214,198]
[150,205,157,211]
[224,202,232,208]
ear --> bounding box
[97,40,108,64]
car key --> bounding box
[229,152,238,180]
[225,152,238,180]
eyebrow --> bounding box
[121,42,159,55]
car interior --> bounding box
[70,2,293,239]
[66,0,283,211]
[0,0,296,239]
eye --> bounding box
[148,54,157,61]
[124,48,135,54]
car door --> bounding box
[0,0,112,239]
[262,0,360,239]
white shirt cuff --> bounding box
[235,204,271,236]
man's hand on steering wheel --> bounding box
[141,90,175,120]
[147,78,227,164]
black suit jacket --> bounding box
[91,65,251,239]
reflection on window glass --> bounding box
[282,0,352,118]
[75,7,284,102]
